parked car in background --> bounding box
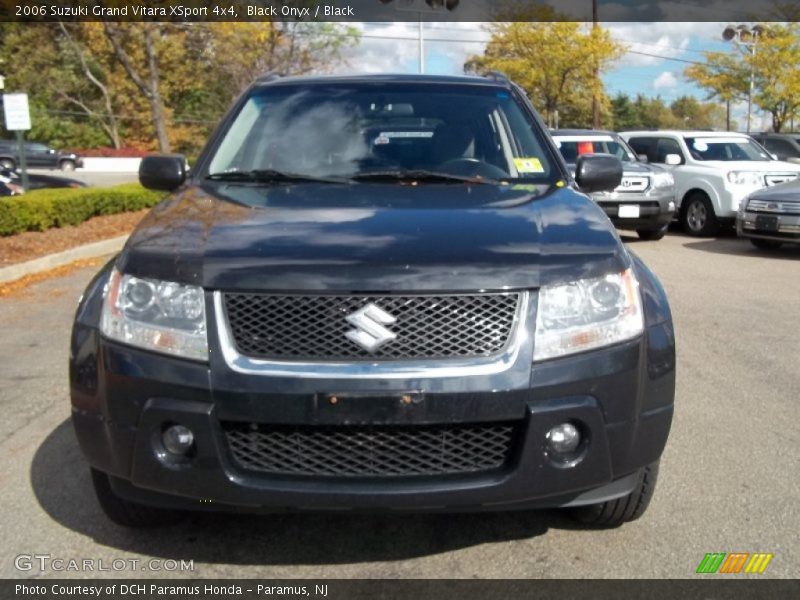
[70,73,675,529]
[621,130,800,236]
[552,129,676,240]
[0,168,23,196]
[751,132,800,164]
[0,168,86,195]
[0,140,83,171]
[737,179,800,249]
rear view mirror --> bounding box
[664,154,682,166]
[139,154,187,191]
[574,154,623,193]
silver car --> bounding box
[552,130,676,241]
[737,179,800,249]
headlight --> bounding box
[533,269,643,362]
[652,171,674,188]
[100,268,208,361]
[727,171,763,186]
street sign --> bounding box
[3,93,31,131]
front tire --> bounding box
[91,468,180,528]
[636,224,668,241]
[681,192,719,236]
[0,158,15,170]
[750,238,783,250]
[569,461,659,528]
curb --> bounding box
[0,235,128,285]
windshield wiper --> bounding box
[350,170,499,185]
[206,169,349,184]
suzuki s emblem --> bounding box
[345,303,397,352]
[621,179,632,187]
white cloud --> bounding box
[653,71,678,90]
[332,22,488,75]
[608,22,720,67]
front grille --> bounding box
[614,175,649,193]
[222,292,520,361]
[747,199,800,215]
[223,421,518,477]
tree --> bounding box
[670,95,727,130]
[57,23,122,148]
[751,24,800,132]
[685,23,800,132]
[102,22,173,152]
[684,52,748,129]
[204,22,359,102]
[0,22,359,154]
[464,22,623,128]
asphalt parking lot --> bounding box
[0,230,797,579]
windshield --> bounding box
[206,83,558,184]
[683,137,772,161]
[553,134,637,163]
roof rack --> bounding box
[483,71,511,85]
[255,72,282,84]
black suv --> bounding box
[70,74,675,528]
[0,140,83,171]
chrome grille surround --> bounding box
[213,291,531,379]
[746,199,800,215]
[221,292,521,361]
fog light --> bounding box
[162,424,194,455]
[546,422,581,455]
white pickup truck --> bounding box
[620,130,800,236]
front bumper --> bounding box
[593,189,675,231]
[737,211,800,244]
[71,328,674,513]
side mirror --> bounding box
[637,153,649,163]
[771,153,781,160]
[664,153,682,166]
[574,154,623,193]
[139,154,187,191]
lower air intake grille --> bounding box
[223,421,518,478]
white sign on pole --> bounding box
[3,93,31,131]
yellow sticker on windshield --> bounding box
[514,157,544,174]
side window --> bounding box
[655,138,685,164]
[764,139,795,155]
[627,137,655,162]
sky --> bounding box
[335,21,773,130]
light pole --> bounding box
[722,24,764,134]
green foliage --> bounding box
[0,184,165,236]
[0,21,359,154]
[685,23,800,132]
[465,22,624,128]
[609,93,730,131]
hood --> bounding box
[118,182,627,292]
[748,178,800,202]
[701,160,800,173]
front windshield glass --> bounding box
[683,137,772,161]
[206,83,558,183]
[553,135,637,163]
